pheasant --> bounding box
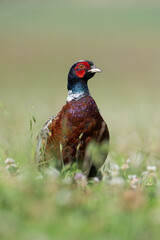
[35,60,109,177]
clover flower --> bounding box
[74,172,87,187]
[146,166,157,172]
[128,175,140,189]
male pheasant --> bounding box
[35,60,109,177]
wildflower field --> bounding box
[0,1,160,239]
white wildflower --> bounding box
[74,172,86,181]
[74,172,87,186]
[146,166,157,172]
[128,175,137,180]
[4,158,15,165]
[128,175,140,189]
[142,166,157,186]
[109,163,120,176]
[93,177,100,183]
[4,161,19,174]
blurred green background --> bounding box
[0,0,160,161]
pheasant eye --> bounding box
[79,64,84,69]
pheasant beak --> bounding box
[88,65,102,73]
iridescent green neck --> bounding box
[67,80,90,101]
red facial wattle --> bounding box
[74,61,90,78]
[75,69,85,78]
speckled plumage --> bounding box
[35,60,109,176]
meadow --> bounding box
[0,1,160,239]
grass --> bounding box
[0,1,160,239]
[0,154,160,240]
